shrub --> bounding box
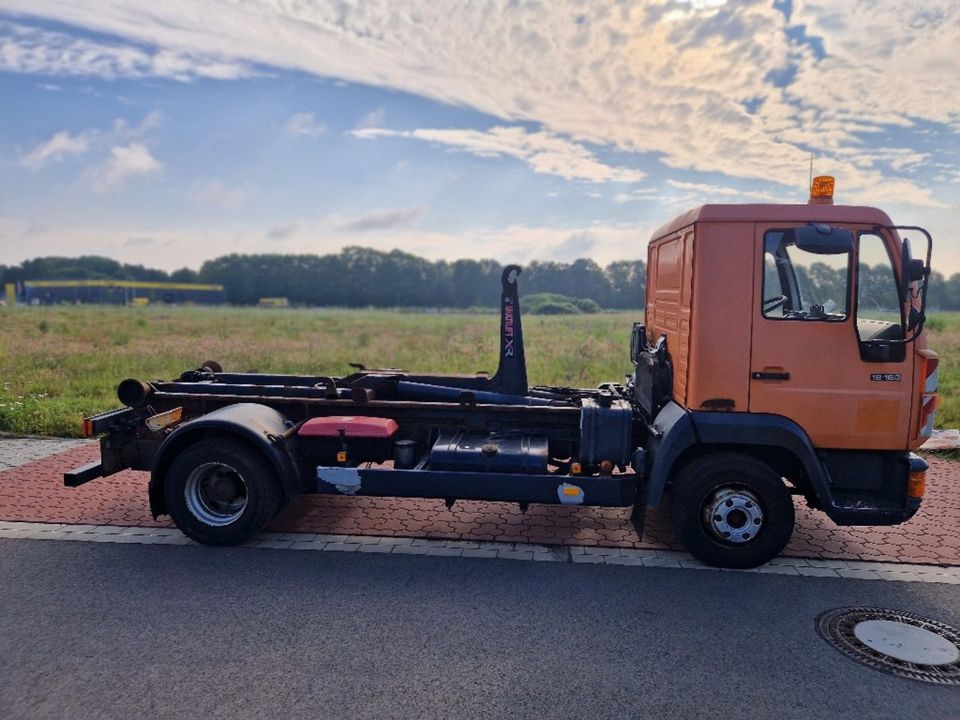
[522,293,602,315]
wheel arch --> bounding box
[149,403,302,518]
[645,404,830,508]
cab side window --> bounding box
[762,229,850,321]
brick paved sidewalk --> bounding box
[1,442,957,566]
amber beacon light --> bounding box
[809,175,835,205]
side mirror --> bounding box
[899,237,930,303]
[900,238,912,303]
[785,224,853,255]
[908,258,928,282]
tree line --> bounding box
[4,248,960,311]
[0,248,647,309]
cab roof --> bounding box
[651,204,895,241]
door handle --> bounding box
[751,371,790,381]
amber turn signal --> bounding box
[907,471,926,499]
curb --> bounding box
[2,520,959,585]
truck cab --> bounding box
[634,177,937,565]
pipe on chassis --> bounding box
[394,381,566,407]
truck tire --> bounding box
[670,453,795,569]
[164,438,283,546]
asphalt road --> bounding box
[1,539,958,720]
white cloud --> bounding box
[666,180,778,202]
[284,112,326,138]
[18,111,164,191]
[352,126,645,183]
[337,207,425,233]
[614,188,659,204]
[0,216,655,272]
[19,130,90,170]
[85,142,162,192]
[0,20,255,81]
[2,1,957,209]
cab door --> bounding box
[749,223,912,450]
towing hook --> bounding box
[501,264,522,290]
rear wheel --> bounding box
[164,438,282,545]
[670,453,795,569]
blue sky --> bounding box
[1,1,958,272]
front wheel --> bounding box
[670,453,795,569]
[164,438,282,545]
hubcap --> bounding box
[184,462,248,526]
[702,487,764,544]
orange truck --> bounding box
[66,177,938,568]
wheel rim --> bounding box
[184,462,248,526]
[702,486,764,544]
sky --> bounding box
[0,0,958,274]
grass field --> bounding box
[0,305,956,437]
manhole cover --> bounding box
[817,607,960,685]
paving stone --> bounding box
[604,555,646,567]
[279,532,317,541]
[376,537,414,546]
[0,438,92,471]
[755,565,799,575]
[322,543,360,553]
[581,546,622,557]
[56,524,102,534]
[425,547,463,558]
[257,540,295,549]
[497,550,534,561]
[796,566,841,578]
[461,549,498,559]
[678,559,713,570]
[289,540,329,551]
[916,573,960,585]
[767,557,809,567]
[803,558,851,569]
[358,544,395,554]
[24,524,66,534]
[98,534,156,544]
[836,569,882,581]
[532,552,565,562]
[620,548,670,559]
[843,560,893,571]
[873,570,924,582]
[391,545,429,555]
[571,554,605,564]
[641,558,682,568]
[310,534,350,543]
[118,527,163,536]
